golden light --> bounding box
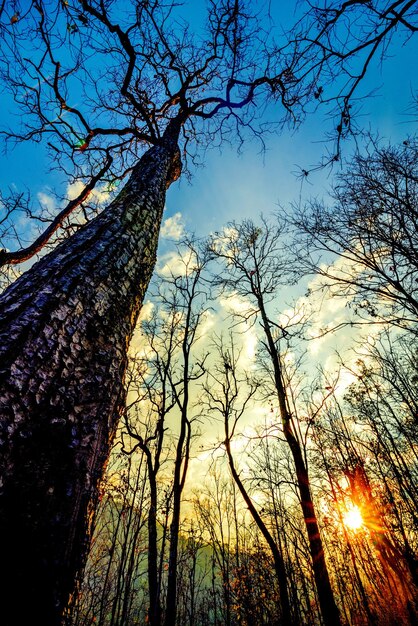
[343,505,363,530]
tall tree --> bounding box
[123,239,211,626]
[161,244,210,626]
[210,218,341,626]
[203,334,295,625]
[0,2,294,623]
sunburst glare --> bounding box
[343,505,363,530]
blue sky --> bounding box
[0,1,417,256]
[1,0,417,502]
[167,40,417,241]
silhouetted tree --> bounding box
[210,218,341,626]
[288,1,418,166]
[292,140,418,332]
[124,240,211,626]
[0,2,295,623]
[203,334,294,625]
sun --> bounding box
[343,505,363,530]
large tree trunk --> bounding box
[0,138,181,626]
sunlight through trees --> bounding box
[0,1,418,625]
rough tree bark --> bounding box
[0,131,181,626]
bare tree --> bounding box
[161,244,211,626]
[210,218,341,626]
[203,334,295,626]
[121,239,211,626]
[70,449,149,626]
[192,469,238,626]
[0,0,299,267]
[312,380,418,624]
[288,1,418,167]
[291,140,418,332]
[122,318,178,626]
[0,2,302,623]
[344,335,418,586]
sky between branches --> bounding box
[1,0,417,487]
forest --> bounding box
[0,1,417,626]
[70,144,418,626]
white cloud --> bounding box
[138,300,155,323]
[129,300,154,355]
[282,257,361,361]
[160,212,184,240]
[209,226,240,266]
[241,325,257,366]
[197,309,216,342]
[36,179,110,219]
[215,293,259,369]
[157,247,195,277]
[66,179,109,205]
[218,292,253,317]
[37,191,56,213]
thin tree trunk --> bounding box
[164,414,191,626]
[224,439,294,626]
[164,275,198,626]
[0,136,181,626]
[257,299,341,626]
[147,458,162,626]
